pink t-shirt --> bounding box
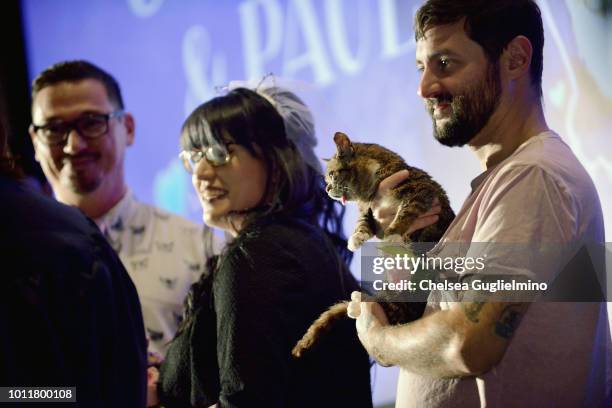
[396,131,609,407]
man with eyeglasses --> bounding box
[29,60,217,359]
[1,97,146,406]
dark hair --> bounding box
[181,87,351,261]
[32,60,124,109]
[176,88,352,336]
[414,0,544,97]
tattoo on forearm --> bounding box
[494,305,523,339]
[462,302,485,323]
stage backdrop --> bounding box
[21,0,611,404]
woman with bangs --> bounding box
[155,85,373,408]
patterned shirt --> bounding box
[95,190,219,356]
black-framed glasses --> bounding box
[179,144,231,173]
[31,111,124,145]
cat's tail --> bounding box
[292,301,349,358]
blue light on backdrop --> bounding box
[21,0,612,404]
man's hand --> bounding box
[347,291,391,366]
[371,170,442,233]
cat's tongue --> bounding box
[341,194,347,206]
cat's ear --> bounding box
[333,132,354,158]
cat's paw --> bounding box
[348,231,371,251]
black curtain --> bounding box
[0,0,45,184]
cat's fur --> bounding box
[292,132,455,358]
[326,132,455,250]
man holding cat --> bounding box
[348,0,608,406]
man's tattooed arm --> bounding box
[494,304,525,339]
[372,301,527,378]
[462,300,526,339]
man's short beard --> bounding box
[431,62,502,147]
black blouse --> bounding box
[159,215,373,407]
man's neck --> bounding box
[56,182,127,219]
[469,95,549,170]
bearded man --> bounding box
[349,1,609,406]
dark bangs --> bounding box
[180,88,311,219]
[179,86,352,263]
[180,89,286,157]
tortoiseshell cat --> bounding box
[292,132,455,358]
[327,131,455,250]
